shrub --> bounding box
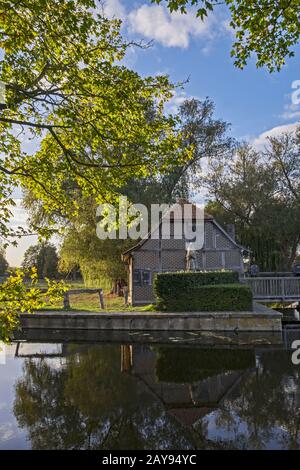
[154,274,253,312]
[155,270,239,295]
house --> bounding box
[122,200,246,305]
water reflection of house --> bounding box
[15,342,65,358]
[121,345,254,427]
[14,343,90,368]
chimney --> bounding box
[226,224,235,241]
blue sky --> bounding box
[111,0,300,144]
[6,0,300,265]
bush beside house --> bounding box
[154,270,253,312]
[155,270,239,291]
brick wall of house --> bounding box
[130,220,243,305]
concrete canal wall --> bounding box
[20,303,282,332]
[14,328,284,346]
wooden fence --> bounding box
[62,288,105,309]
[242,277,300,302]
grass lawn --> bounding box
[36,280,86,289]
[39,292,155,312]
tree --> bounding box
[203,350,300,449]
[13,344,300,449]
[153,1,300,72]
[59,221,132,290]
[0,268,66,341]
[0,247,8,275]
[0,0,189,240]
[57,176,177,290]
[169,98,233,199]
[205,139,300,270]
[0,0,190,340]
[266,130,300,204]
[123,98,234,203]
[14,345,191,449]
[22,242,59,279]
[22,96,232,288]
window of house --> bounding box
[142,270,151,285]
[133,269,151,286]
[133,270,142,286]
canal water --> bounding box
[0,329,299,450]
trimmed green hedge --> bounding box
[154,271,253,312]
[155,270,239,293]
[155,283,252,312]
[156,348,255,383]
[155,276,253,312]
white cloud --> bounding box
[222,19,234,37]
[164,90,201,114]
[102,0,126,21]
[128,4,215,49]
[0,423,14,442]
[253,122,300,150]
[165,90,188,114]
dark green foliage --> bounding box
[155,270,239,292]
[241,232,282,272]
[205,141,300,271]
[170,98,233,197]
[154,271,252,311]
[80,263,114,290]
[22,242,59,279]
[156,283,252,312]
[156,347,255,383]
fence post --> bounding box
[281,278,285,300]
[124,286,129,305]
[99,289,105,309]
[63,292,70,309]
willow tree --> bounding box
[205,139,300,271]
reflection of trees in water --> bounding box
[13,346,193,450]
[13,345,300,450]
[196,351,300,449]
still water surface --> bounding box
[0,330,299,450]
